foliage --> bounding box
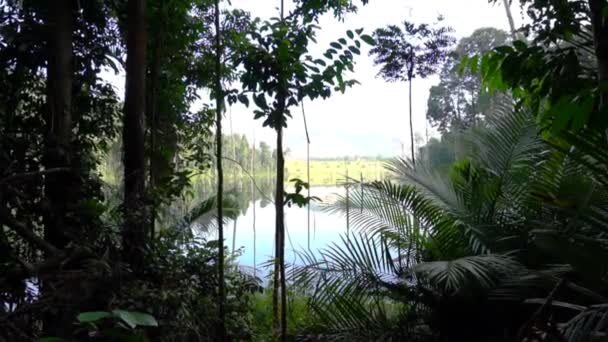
[284,178,321,208]
[427,28,510,133]
[370,18,455,163]
[291,104,608,340]
[370,19,455,82]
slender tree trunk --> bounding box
[589,0,608,109]
[276,125,287,342]
[122,0,147,270]
[502,0,518,39]
[44,0,73,251]
[301,101,311,250]
[231,217,237,255]
[43,0,73,336]
[213,0,226,339]
[408,79,415,166]
[147,24,162,240]
[345,168,350,242]
[252,132,257,279]
[274,2,288,340]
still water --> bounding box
[221,186,348,269]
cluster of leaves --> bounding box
[285,178,320,208]
[235,15,373,129]
[370,19,455,82]
[427,28,510,133]
[112,231,256,341]
[290,106,608,340]
[287,2,608,341]
[0,0,258,340]
[39,310,159,342]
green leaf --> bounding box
[457,55,469,76]
[569,96,593,131]
[314,59,327,66]
[494,45,514,54]
[550,96,575,134]
[306,64,320,73]
[77,311,112,323]
[253,93,268,110]
[355,28,364,35]
[360,34,375,45]
[338,38,347,45]
[346,30,354,39]
[348,46,361,55]
[512,40,527,51]
[469,55,479,75]
[330,42,342,50]
[237,94,249,107]
[112,310,158,329]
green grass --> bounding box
[285,159,388,186]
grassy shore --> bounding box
[285,159,388,186]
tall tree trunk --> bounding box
[502,0,518,39]
[408,79,415,166]
[252,132,257,279]
[122,0,147,270]
[213,0,226,340]
[589,0,608,109]
[44,0,73,251]
[275,125,287,342]
[147,27,161,240]
[274,2,288,340]
[43,0,73,336]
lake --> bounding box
[220,186,349,271]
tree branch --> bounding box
[0,208,60,256]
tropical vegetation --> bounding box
[2,0,608,341]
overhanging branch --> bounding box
[0,208,60,256]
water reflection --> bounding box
[224,185,347,269]
[185,178,345,266]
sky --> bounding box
[223,0,521,159]
[103,0,521,159]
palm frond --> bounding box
[561,304,608,342]
[413,254,521,296]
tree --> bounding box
[43,0,73,253]
[502,0,518,38]
[236,1,370,338]
[122,0,148,269]
[426,28,509,134]
[293,107,608,340]
[370,19,455,165]
[480,0,608,137]
[0,0,256,339]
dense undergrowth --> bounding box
[3,0,608,341]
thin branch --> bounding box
[222,156,275,204]
[0,208,60,256]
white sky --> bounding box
[226,0,521,159]
[103,0,521,159]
